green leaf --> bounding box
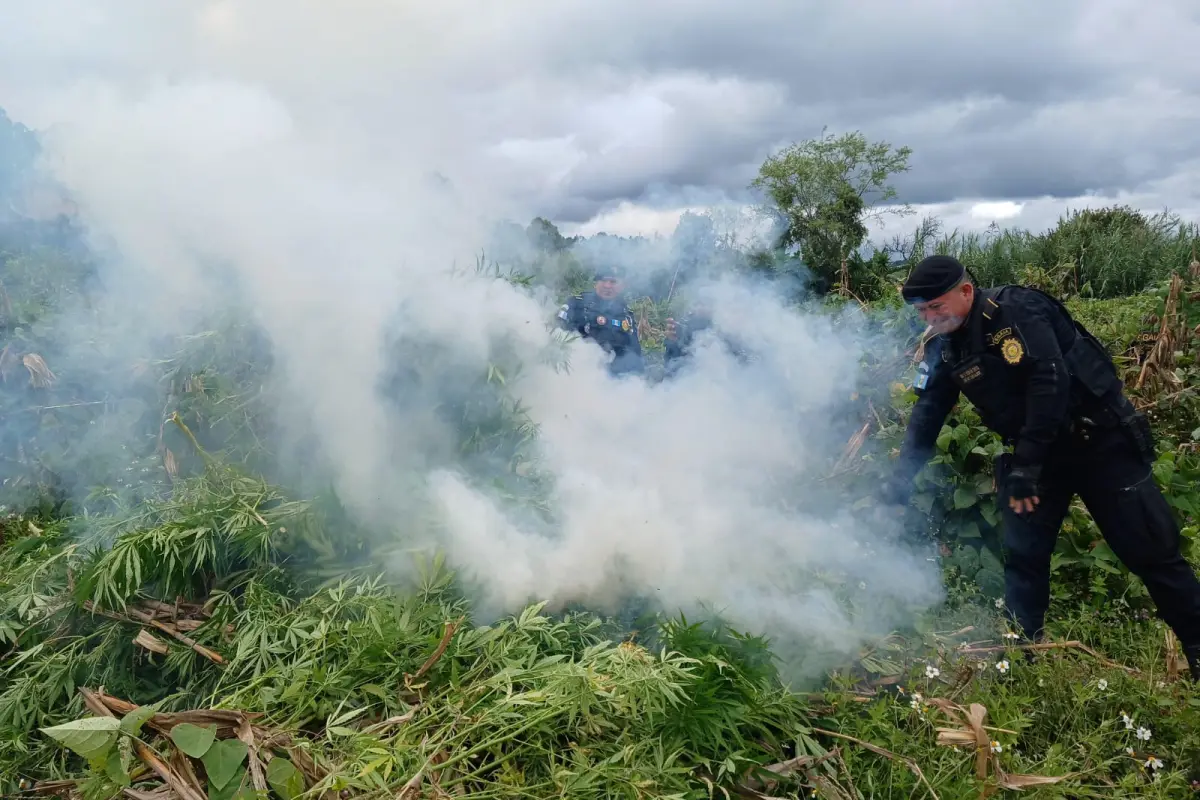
[953,485,977,510]
[209,767,248,800]
[958,521,982,540]
[168,722,217,758]
[359,684,390,702]
[105,750,131,787]
[119,701,162,737]
[266,756,306,800]
[202,739,249,790]
[40,717,121,761]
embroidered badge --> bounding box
[1001,337,1024,365]
[596,315,607,325]
[621,318,631,331]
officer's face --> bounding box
[915,283,974,334]
[595,278,621,299]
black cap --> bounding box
[593,266,623,281]
[901,255,967,303]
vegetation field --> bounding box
[2,116,1200,798]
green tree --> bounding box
[526,216,570,254]
[752,129,913,297]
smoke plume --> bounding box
[0,1,943,684]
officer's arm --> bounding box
[891,363,960,500]
[556,297,582,332]
[663,320,687,362]
[1009,298,1072,470]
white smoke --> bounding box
[0,0,943,683]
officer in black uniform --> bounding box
[663,302,714,377]
[663,302,753,378]
[557,267,644,376]
[885,254,1200,679]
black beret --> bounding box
[901,255,967,303]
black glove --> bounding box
[1004,463,1041,513]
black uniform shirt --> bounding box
[897,286,1085,485]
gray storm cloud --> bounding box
[3,0,944,681]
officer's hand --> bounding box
[665,318,678,339]
[1005,467,1040,515]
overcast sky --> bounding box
[2,0,1197,243]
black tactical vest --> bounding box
[942,287,1125,440]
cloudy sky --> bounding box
[2,0,1198,242]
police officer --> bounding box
[557,267,644,376]
[663,302,714,377]
[663,302,753,378]
[885,254,1200,679]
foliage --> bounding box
[3,112,1200,796]
[752,129,913,298]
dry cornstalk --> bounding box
[1136,272,1183,392]
[956,638,1139,675]
[1165,629,1186,681]
[236,716,270,792]
[84,601,225,664]
[737,749,841,796]
[133,629,169,655]
[925,697,1073,794]
[22,353,56,388]
[92,690,261,739]
[404,616,463,695]
[811,727,939,800]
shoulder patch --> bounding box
[987,326,1013,346]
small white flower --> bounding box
[858,581,867,590]
[1125,747,1135,756]
[990,740,1002,753]
[1120,711,1133,729]
[1037,678,1045,687]
[1146,755,1163,770]
[1097,679,1108,691]
[1136,726,1151,742]
[995,660,1010,674]
[925,665,940,679]
[994,598,1005,609]
[1003,632,1019,640]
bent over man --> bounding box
[557,267,644,376]
[885,254,1200,679]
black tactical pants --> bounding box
[998,424,1200,649]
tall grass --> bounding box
[926,208,1200,298]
